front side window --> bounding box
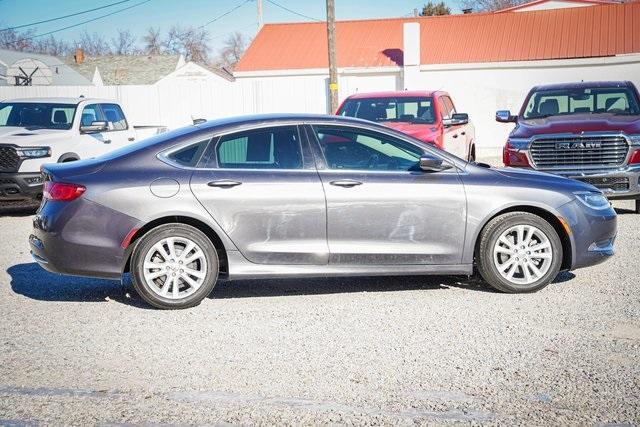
[81,104,103,127]
[338,97,435,124]
[215,126,302,169]
[523,86,640,119]
[313,125,422,171]
[101,103,128,130]
[0,102,76,130]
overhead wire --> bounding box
[0,0,134,32]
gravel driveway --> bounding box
[0,200,638,425]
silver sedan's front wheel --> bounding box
[492,225,553,285]
[131,224,219,309]
[477,212,563,293]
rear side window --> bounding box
[168,139,209,167]
[213,126,302,169]
[101,103,128,130]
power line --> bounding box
[0,0,133,32]
[198,0,253,29]
[264,0,322,22]
[12,0,152,43]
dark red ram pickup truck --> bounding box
[497,81,640,213]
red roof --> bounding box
[235,2,640,72]
[496,0,622,13]
[346,90,444,99]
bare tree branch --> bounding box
[142,26,162,55]
[217,32,248,70]
[111,28,138,55]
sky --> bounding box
[0,0,460,53]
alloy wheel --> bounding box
[492,224,553,285]
[142,236,208,300]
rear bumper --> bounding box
[29,197,141,280]
[0,172,43,201]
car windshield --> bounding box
[338,97,436,124]
[523,86,640,119]
[0,102,77,130]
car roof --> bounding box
[345,90,445,99]
[194,113,382,131]
[530,81,634,91]
[2,97,115,105]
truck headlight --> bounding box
[16,147,51,158]
[574,191,611,210]
[629,135,640,146]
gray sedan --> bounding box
[30,114,617,309]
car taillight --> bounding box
[503,141,530,167]
[43,182,86,201]
[629,149,640,164]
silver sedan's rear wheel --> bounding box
[142,237,208,300]
[477,212,562,293]
[131,224,218,309]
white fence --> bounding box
[0,76,332,130]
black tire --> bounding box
[130,223,219,309]
[468,144,476,162]
[476,212,562,293]
[635,199,639,214]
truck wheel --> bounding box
[476,212,562,293]
[130,223,219,309]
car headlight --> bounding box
[574,191,611,210]
[629,134,640,146]
[16,147,51,158]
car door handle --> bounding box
[103,139,111,144]
[207,179,242,188]
[128,137,135,141]
[330,179,362,188]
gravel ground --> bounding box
[0,197,639,425]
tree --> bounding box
[74,30,111,55]
[458,0,527,12]
[142,27,162,55]
[164,25,210,63]
[111,29,138,55]
[32,35,71,56]
[0,25,37,52]
[217,32,247,70]
[420,1,451,16]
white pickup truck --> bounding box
[0,97,166,202]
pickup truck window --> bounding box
[0,102,76,130]
[339,97,435,124]
[101,103,128,131]
[523,87,640,119]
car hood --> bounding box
[511,113,640,138]
[0,126,69,146]
[492,166,598,192]
[380,121,439,143]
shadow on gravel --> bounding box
[8,262,576,306]
[210,274,497,299]
[7,262,150,308]
[613,206,637,215]
[0,205,38,217]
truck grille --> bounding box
[0,146,21,172]
[530,136,629,169]
[577,176,629,192]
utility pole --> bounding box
[257,0,263,31]
[326,0,338,113]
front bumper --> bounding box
[557,200,617,270]
[555,166,640,200]
[0,172,44,201]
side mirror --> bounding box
[442,112,469,127]
[419,155,452,172]
[80,120,108,133]
[496,110,517,123]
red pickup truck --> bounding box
[497,81,640,213]
[336,91,476,161]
